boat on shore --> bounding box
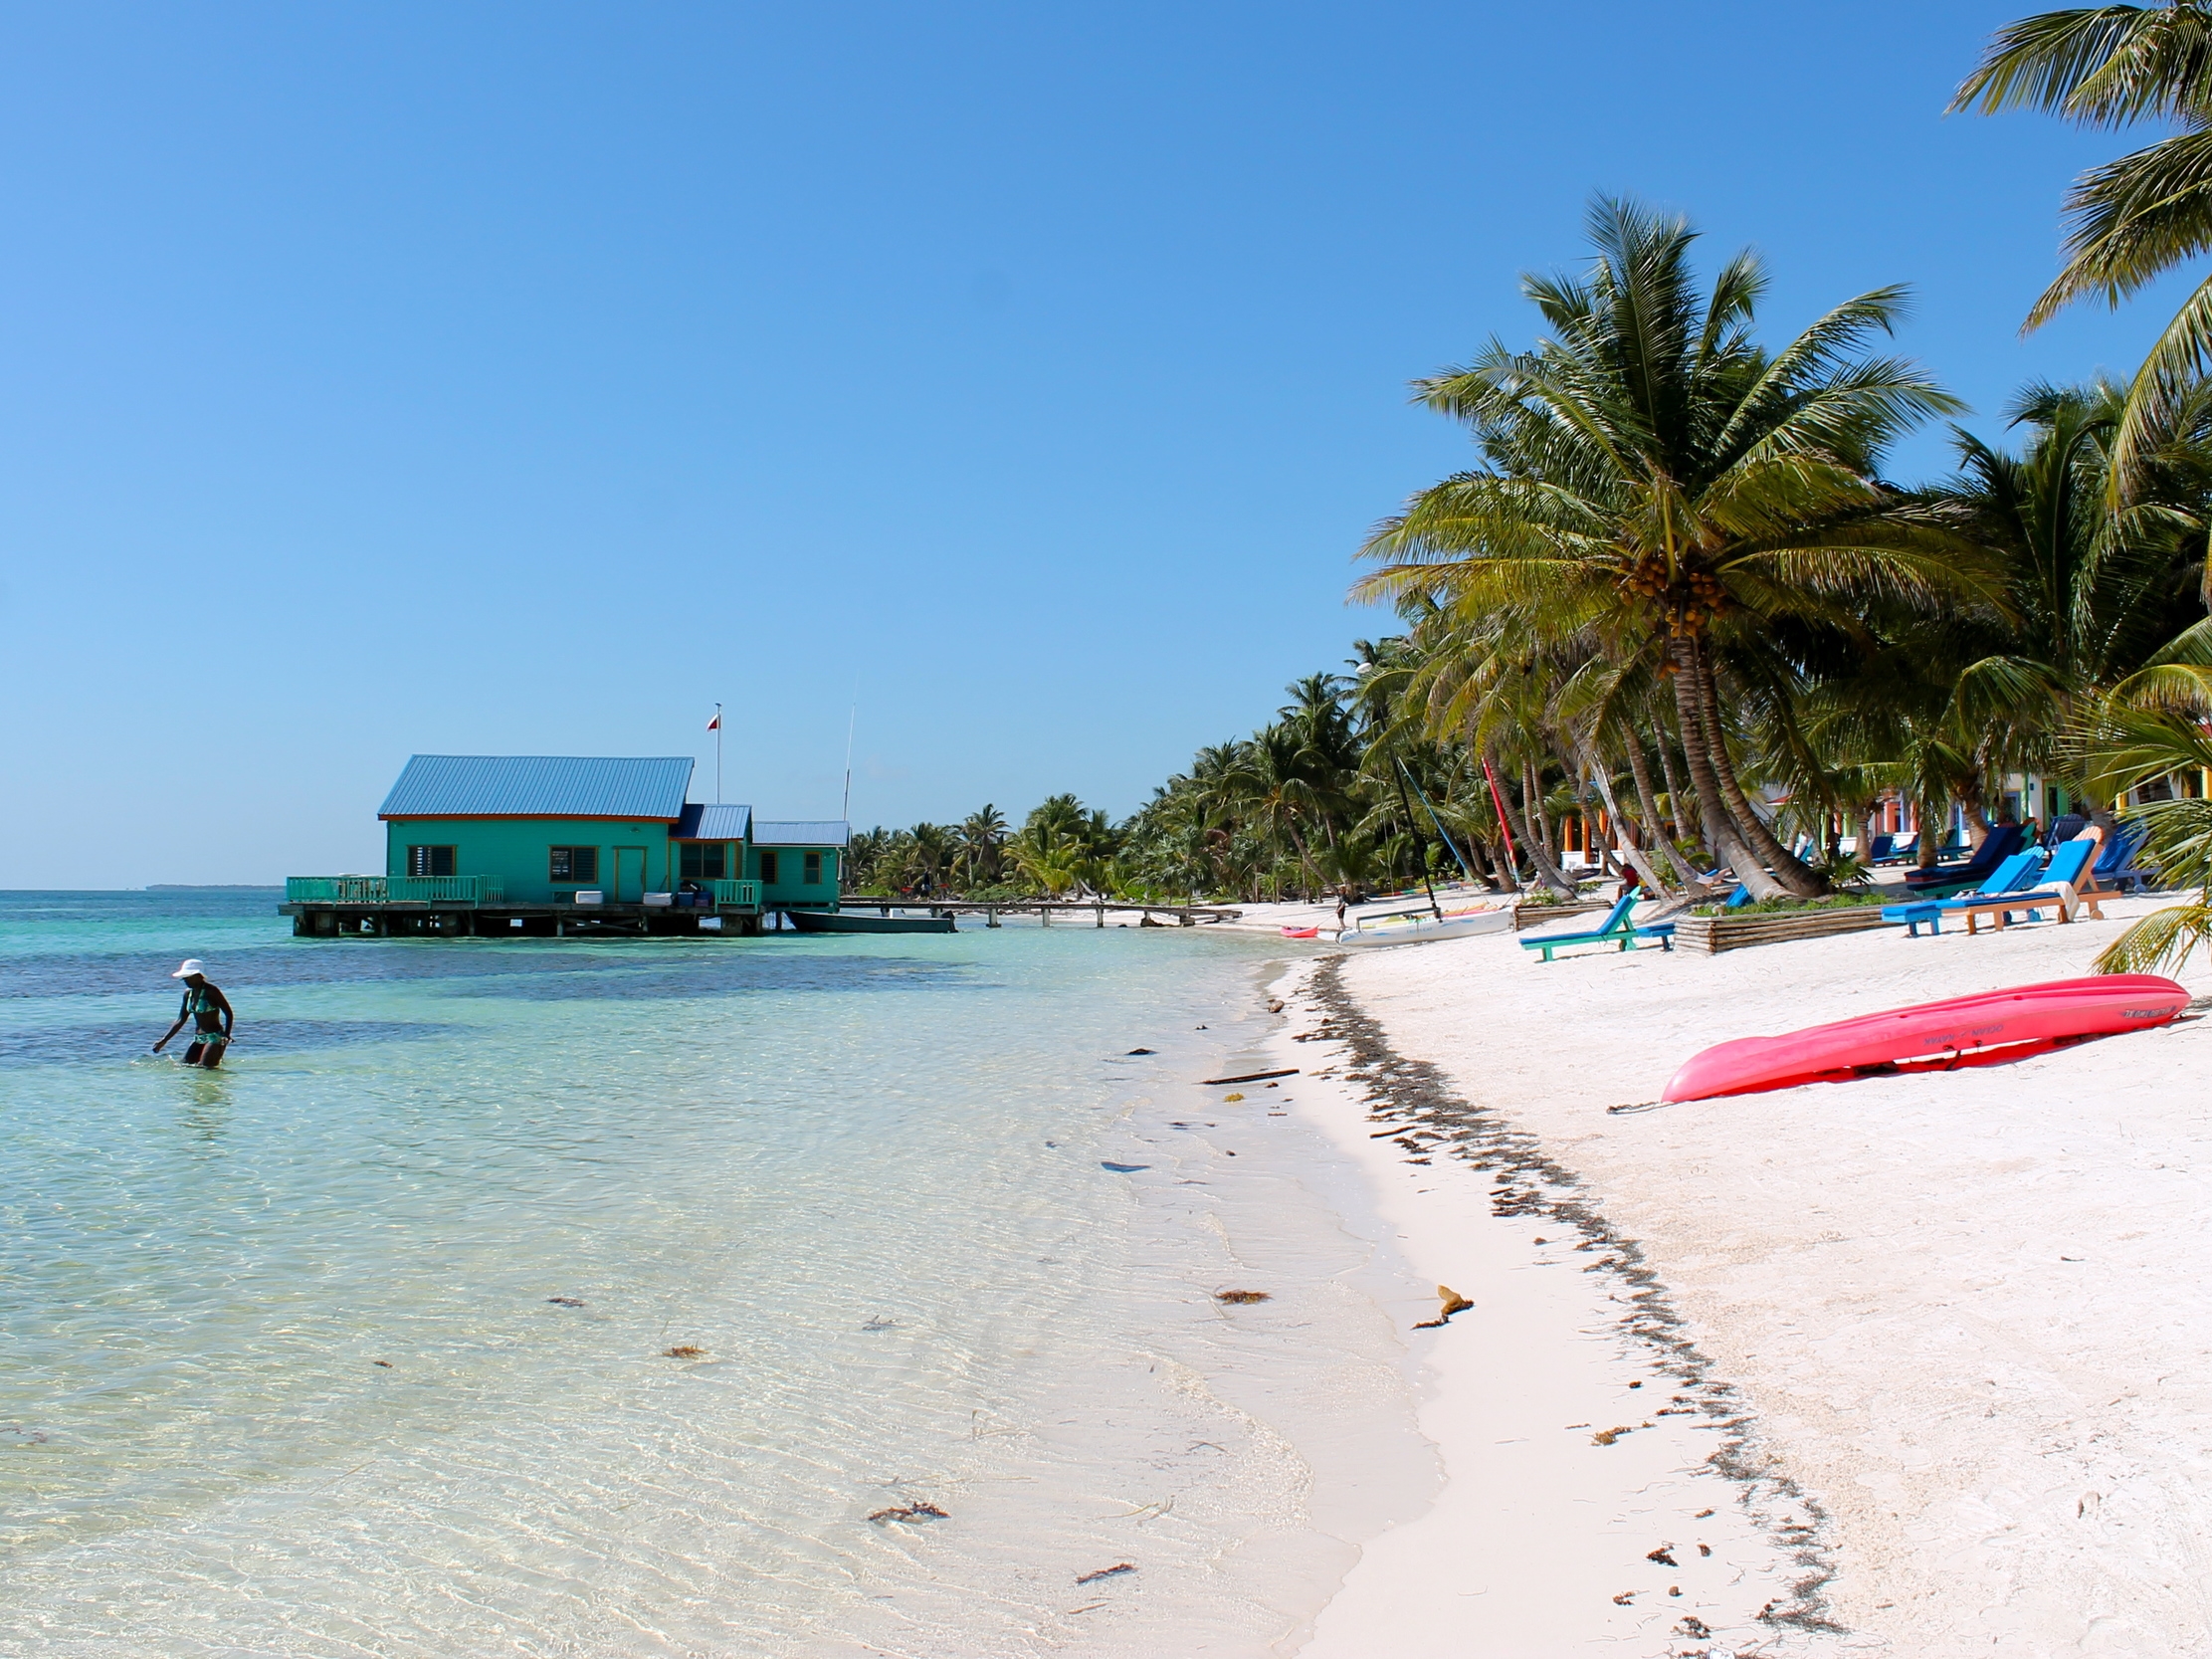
[1284,903,1515,947]
[1661,974,2190,1102]
[783,908,956,935]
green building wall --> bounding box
[384,817,842,907]
[747,845,840,908]
[385,818,681,905]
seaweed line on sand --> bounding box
[1302,954,1845,1640]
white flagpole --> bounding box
[715,703,723,804]
[841,690,857,825]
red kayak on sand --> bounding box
[1662,975,2190,1103]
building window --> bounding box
[803,851,822,885]
[550,846,599,883]
[679,843,726,882]
[408,845,457,879]
[759,850,779,885]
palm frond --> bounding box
[2027,128,2212,323]
[1952,4,2212,125]
[2096,901,2212,973]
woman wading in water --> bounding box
[154,959,234,1068]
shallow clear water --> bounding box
[0,893,1427,1657]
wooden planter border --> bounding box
[1512,899,1612,932]
[1674,907,1894,955]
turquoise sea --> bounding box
[0,892,1429,1657]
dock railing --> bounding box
[287,876,389,903]
[287,875,504,905]
[389,876,504,904]
[711,879,762,909]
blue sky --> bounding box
[0,2,2187,885]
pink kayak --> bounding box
[1662,975,2190,1103]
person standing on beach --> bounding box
[153,959,234,1068]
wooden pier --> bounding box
[281,900,767,937]
[280,896,1241,937]
[833,899,1243,928]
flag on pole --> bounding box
[706,712,720,731]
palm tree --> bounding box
[1348,634,1516,891]
[959,805,1009,887]
[1357,196,1969,900]
[2075,703,2212,971]
[1244,725,1332,895]
[1012,834,1087,897]
[1940,382,2204,816]
[1953,3,2212,484]
[846,827,894,892]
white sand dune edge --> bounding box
[1274,893,2212,1657]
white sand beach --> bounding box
[1237,891,2212,1656]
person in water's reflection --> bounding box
[153,958,234,1069]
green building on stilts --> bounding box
[282,755,849,937]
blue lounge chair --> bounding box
[2093,819,2155,895]
[1904,822,2026,896]
[2041,812,2089,850]
[1871,830,1916,867]
[1949,830,2105,933]
[1864,833,1895,864]
[1882,850,2045,938]
[1519,891,1676,962]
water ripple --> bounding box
[0,894,1418,1657]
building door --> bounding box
[613,846,646,903]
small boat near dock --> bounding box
[1287,902,1515,947]
[784,908,956,934]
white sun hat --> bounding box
[171,958,206,978]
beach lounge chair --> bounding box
[1870,830,1916,867]
[1881,849,2046,938]
[1949,828,2105,934]
[1864,833,1895,864]
[2042,812,2089,850]
[2092,819,2155,895]
[1904,822,2026,897]
[1518,891,1676,962]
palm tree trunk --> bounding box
[1958,786,1992,851]
[1582,747,1675,897]
[1690,640,1828,897]
[1525,760,1559,866]
[1462,830,1507,892]
[1486,745,1579,898]
[1442,806,1499,889]
[1656,728,1697,843]
[1280,814,1324,894]
[1667,643,1787,901]
[1623,737,1700,888]
[1911,795,1941,871]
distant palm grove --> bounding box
[854,5,2212,972]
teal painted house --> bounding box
[748,820,852,910]
[286,754,848,935]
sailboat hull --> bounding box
[783,909,956,934]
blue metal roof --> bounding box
[751,820,851,847]
[379,755,696,820]
[671,803,753,840]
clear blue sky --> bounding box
[0,2,2185,886]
